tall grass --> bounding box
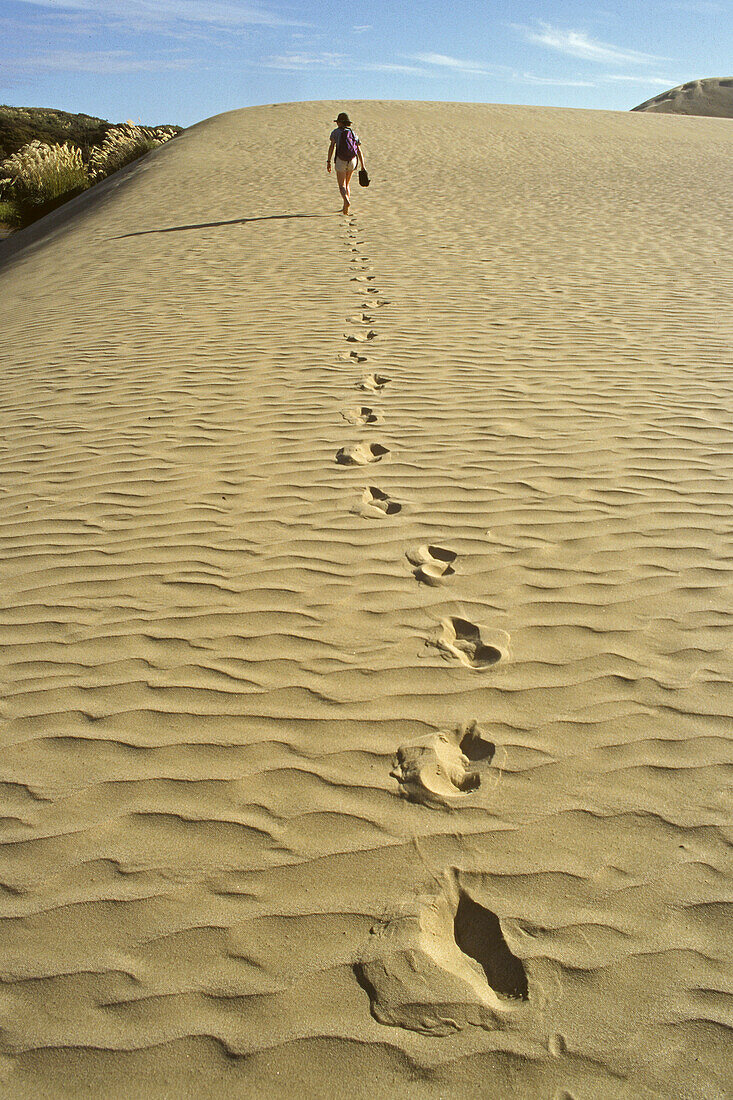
[0,140,88,207]
[0,122,177,227]
[87,122,176,182]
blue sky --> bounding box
[1,0,730,127]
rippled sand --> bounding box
[1,100,732,1099]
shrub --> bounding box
[0,118,179,231]
[0,105,183,163]
[0,105,112,162]
[87,122,175,182]
[0,139,88,206]
[0,197,20,226]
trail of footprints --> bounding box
[332,219,524,1030]
[334,215,509,796]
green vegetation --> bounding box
[2,141,87,202]
[0,105,183,162]
[1,106,108,162]
[0,198,19,227]
[0,107,182,233]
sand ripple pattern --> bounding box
[1,101,732,1098]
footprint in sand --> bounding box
[355,868,528,1035]
[358,373,391,392]
[436,617,508,669]
[341,405,383,426]
[336,442,390,466]
[355,485,402,517]
[348,313,374,324]
[351,274,376,283]
[391,721,494,807]
[344,330,378,343]
[339,351,368,363]
[406,544,457,586]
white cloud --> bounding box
[5,0,304,30]
[409,52,495,76]
[603,74,676,85]
[6,48,195,73]
[516,73,597,87]
[353,24,371,33]
[517,23,669,66]
[367,62,426,74]
[671,0,723,10]
[262,52,425,74]
[263,51,344,69]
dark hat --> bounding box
[334,112,351,125]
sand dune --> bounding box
[633,77,733,117]
[1,100,732,1098]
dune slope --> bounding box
[1,101,732,1099]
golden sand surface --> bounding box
[0,100,732,1099]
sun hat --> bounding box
[334,112,351,125]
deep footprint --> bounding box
[336,442,390,466]
[341,406,383,426]
[437,617,505,669]
[391,721,495,806]
[406,544,458,586]
[358,373,391,392]
[344,330,378,343]
[453,889,529,1001]
[355,869,529,1035]
[355,486,401,518]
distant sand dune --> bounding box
[1,100,732,1098]
[633,76,733,116]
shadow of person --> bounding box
[111,212,336,239]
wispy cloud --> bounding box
[410,51,495,76]
[6,48,196,74]
[671,0,723,10]
[516,73,596,87]
[263,51,344,70]
[353,24,371,33]
[603,74,676,85]
[516,23,669,66]
[263,51,425,74]
[368,62,427,74]
[6,0,305,32]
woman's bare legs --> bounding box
[336,167,355,214]
[336,169,349,213]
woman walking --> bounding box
[327,111,366,215]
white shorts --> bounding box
[334,156,357,173]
